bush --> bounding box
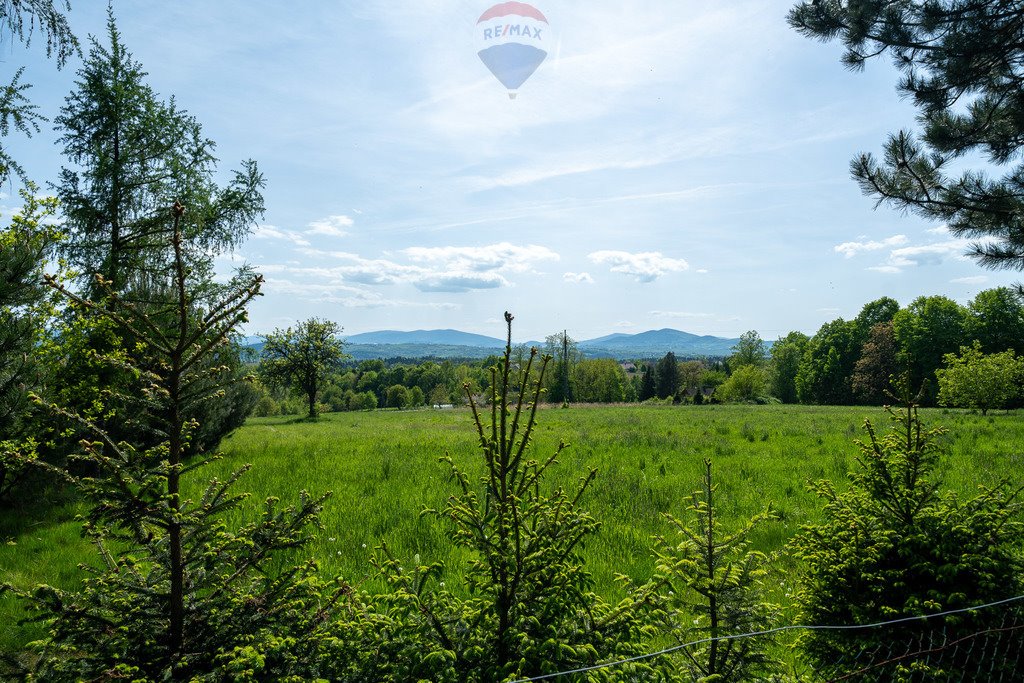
[791,383,1024,679]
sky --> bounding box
[3,0,1019,342]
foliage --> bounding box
[573,358,629,403]
[8,205,340,681]
[790,1,1024,273]
[54,11,264,297]
[0,0,78,184]
[717,364,770,404]
[260,318,347,419]
[966,286,1024,353]
[768,331,808,404]
[892,295,968,402]
[851,321,900,405]
[0,187,61,502]
[655,459,779,681]
[367,313,656,682]
[937,342,1024,415]
[638,363,657,401]
[729,330,767,369]
[384,383,410,409]
[544,330,579,404]
[791,383,1024,679]
[655,351,680,399]
[796,318,859,405]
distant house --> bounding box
[620,362,637,374]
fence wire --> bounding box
[509,594,1024,682]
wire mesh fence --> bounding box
[510,595,1024,682]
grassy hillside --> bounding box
[2,404,1022,653]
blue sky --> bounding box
[4,0,1018,342]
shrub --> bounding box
[791,381,1024,680]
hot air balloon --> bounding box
[475,2,549,99]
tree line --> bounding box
[251,287,1024,419]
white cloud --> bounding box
[306,215,354,237]
[951,275,988,285]
[834,235,908,258]
[402,242,559,273]
[563,272,594,284]
[613,320,634,328]
[253,224,310,247]
[259,242,554,293]
[415,272,508,292]
[887,242,967,267]
[588,250,689,282]
[867,265,902,274]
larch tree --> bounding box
[54,10,263,299]
[0,0,78,184]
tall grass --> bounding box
[2,404,1021,653]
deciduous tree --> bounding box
[891,295,968,402]
[260,318,347,419]
[851,321,900,405]
[768,331,809,404]
[729,330,767,368]
[937,342,1024,415]
[966,286,1024,353]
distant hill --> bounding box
[579,328,739,358]
[343,329,505,348]
[244,327,742,361]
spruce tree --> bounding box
[0,188,60,502]
[8,203,338,681]
[362,313,658,682]
[654,459,779,681]
[791,379,1024,680]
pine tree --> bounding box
[790,1,1024,273]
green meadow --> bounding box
[2,403,1023,653]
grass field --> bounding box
[2,403,1023,654]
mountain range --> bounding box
[322,328,742,360]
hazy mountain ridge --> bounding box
[246,328,742,360]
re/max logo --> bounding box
[483,24,543,40]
